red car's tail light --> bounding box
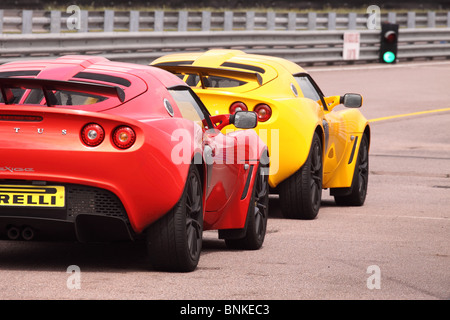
[112,126,136,149]
[254,104,272,122]
[0,114,43,122]
[229,101,248,114]
[81,123,105,147]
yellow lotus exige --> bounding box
[151,50,370,220]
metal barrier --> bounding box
[0,29,449,66]
[1,9,450,33]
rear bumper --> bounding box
[0,181,134,242]
[0,107,196,234]
[0,129,191,234]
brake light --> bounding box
[229,101,248,114]
[81,123,105,147]
[112,126,136,149]
[254,104,272,122]
[0,115,43,122]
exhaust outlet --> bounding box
[21,227,35,241]
[7,226,21,240]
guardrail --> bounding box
[1,9,450,33]
[1,28,449,66]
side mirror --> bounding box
[341,93,363,108]
[230,111,258,129]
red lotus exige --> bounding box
[0,55,269,272]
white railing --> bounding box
[1,9,450,33]
[1,29,449,66]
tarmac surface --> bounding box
[0,60,449,301]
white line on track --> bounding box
[338,213,450,221]
[308,60,450,72]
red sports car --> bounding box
[0,55,269,272]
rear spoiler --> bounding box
[0,77,125,106]
[154,65,263,88]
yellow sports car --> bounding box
[151,50,370,220]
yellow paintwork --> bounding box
[151,50,370,190]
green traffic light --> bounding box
[383,51,396,63]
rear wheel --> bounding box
[334,134,369,206]
[279,132,323,220]
[225,162,269,250]
[146,164,203,272]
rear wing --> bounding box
[154,65,263,89]
[0,77,125,106]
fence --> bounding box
[1,28,449,66]
[1,9,450,33]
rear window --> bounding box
[24,89,108,105]
[0,87,110,106]
[204,75,247,88]
[182,74,247,88]
[0,70,39,104]
[0,71,115,107]
[0,88,25,104]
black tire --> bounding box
[146,164,203,272]
[279,132,323,220]
[334,134,369,206]
[225,162,269,250]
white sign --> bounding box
[343,31,360,60]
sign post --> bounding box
[343,31,360,60]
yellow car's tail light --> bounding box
[229,101,248,114]
[254,104,272,122]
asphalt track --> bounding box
[0,60,449,301]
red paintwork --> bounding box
[0,56,267,238]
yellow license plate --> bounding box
[0,185,65,208]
